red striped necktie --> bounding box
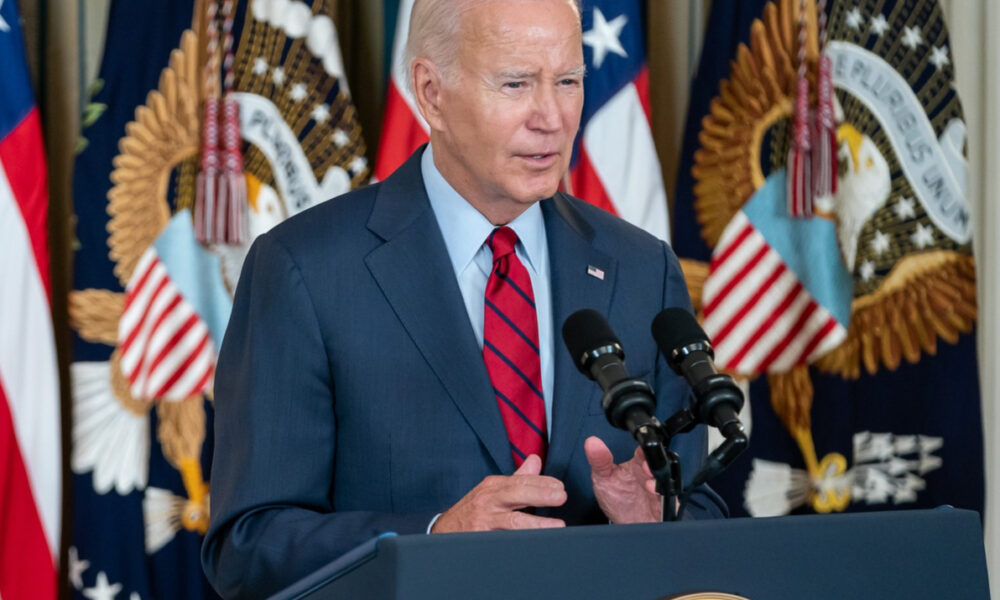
[483,227,547,468]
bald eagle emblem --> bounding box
[683,0,975,516]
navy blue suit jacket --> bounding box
[202,148,726,598]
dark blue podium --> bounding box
[272,508,989,599]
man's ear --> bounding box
[411,58,446,131]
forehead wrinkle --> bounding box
[464,28,584,68]
[487,22,581,49]
[454,0,584,84]
[458,1,581,48]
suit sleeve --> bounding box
[655,241,729,520]
[201,233,436,599]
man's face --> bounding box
[431,0,585,223]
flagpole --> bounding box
[687,0,703,78]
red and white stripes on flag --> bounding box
[373,0,429,182]
[118,249,216,401]
[0,108,61,598]
[702,211,844,375]
[569,67,669,240]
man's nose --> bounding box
[527,87,562,132]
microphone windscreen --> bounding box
[561,309,620,372]
[651,307,709,353]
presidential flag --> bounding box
[0,0,62,597]
[674,0,982,519]
[68,1,368,597]
[375,0,668,240]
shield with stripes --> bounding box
[118,212,231,403]
[701,171,852,376]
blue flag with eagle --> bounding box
[673,0,982,518]
[68,0,369,597]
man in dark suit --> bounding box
[202,0,725,597]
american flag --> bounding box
[374,0,668,240]
[0,0,61,597]
[572,0,668,240]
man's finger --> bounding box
[494,476,567,509]
[584,436,615,477]
[495,511,566,530]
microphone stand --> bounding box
[632,423,680,522]
[622,406,698,522]
[625,405,746,522]
[679,427,748,515]
[589,356,746,521]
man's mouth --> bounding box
[518,153,558,165]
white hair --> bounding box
[404,0,581,92]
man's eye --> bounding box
[559,78,582,87]
[504,81,524,89]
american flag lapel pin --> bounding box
[586,265,605,280]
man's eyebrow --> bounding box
[559,66,587,78]
[491,66,586,82]
[496,70,538,79]
[489,65,587,81]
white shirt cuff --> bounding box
[426,513,442,534]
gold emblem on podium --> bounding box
[663,593,751,600]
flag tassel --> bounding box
[813,1,837,201]
[219,96,248,244]
[788,75,813,217]
[195,0,247,245]
[787,0,813,218]
[195,97,221,243]
[812,56,838,201]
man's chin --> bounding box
[514,181,562,203]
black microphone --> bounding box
[561,309,657,435]
[651,308,745,440]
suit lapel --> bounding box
[541,194,616,483]
[364,149,514,474]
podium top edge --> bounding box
[379,506,981,547]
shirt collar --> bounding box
[422,144,546,276]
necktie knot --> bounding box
[487,227,518,261]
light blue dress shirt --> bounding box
[421,144,555,435]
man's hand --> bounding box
[585,436,661,524]
[431,454,567,533]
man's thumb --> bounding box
[515,454,543,475]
